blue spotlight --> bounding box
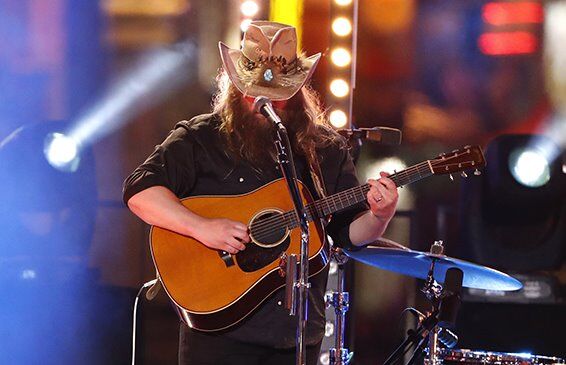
[509,147,550,188]
[68,41,195,147]
[43,132,81,172]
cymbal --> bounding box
[345,245,523,291]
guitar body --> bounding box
[150,179,328,331]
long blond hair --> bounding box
[212,70,342,168]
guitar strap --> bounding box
[308,150,331,224]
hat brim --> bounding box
[219,42,321,101]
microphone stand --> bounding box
[382,309,439,365]
[272,119,311,365]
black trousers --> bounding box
[179,324,322,365]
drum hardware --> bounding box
[325,247,354,365]
[435,348,566,364]
[345,239,524,365]
[384,242,453,365]
[339,237,565,365]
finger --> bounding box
[368,187,383,202]
[227,237,246,251]
[377,175,397,191]
[221,244,239,254]
[367,191,382,207]
[232,229,251,244]
[372,181,390,199]
[367,179,380,188]
[380,171,391,177]
[232,222,249,232]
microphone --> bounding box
[437,267,463,347]
[338,127,402,145]
[253,96,283,126]
[438,327,458,348]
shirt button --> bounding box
[239,177,244,183]
[277,301,282,306]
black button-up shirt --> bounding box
[123,113,366,348]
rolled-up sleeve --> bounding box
[123,126,196,204]
[324,145,368,251]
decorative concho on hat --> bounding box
[219,20,321,101]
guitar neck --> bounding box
[308,160,433,217]
[280,160,434,229]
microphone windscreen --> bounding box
[438,267,464,330]
[253,96,271,114]
[379,127,402,145]
[365,127,402,145]
[443,267,464,294]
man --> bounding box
[123,21,398,364]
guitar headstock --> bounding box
[430,145,486,176]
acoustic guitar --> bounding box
[149,145,485,331]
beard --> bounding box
[224,93,308,169]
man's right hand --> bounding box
[193,218,249,254]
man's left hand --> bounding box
[366,172,399,222]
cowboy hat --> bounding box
[219,20,321,101]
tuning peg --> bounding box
[449,174,454,181]
[474,169,481,176]
[461,171,468,178]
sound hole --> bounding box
[236,209,290,273]
[249,210,288,248]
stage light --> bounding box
[329,109,348,128]
[364,157,408,178]
[241,1,259,17]
[43,132,81,172]
[509,148,550,187]
[335,0,352,6]
[240,18,253,32]
[478,31,538,56]
[459,134,566,272]
[331,47,351,67]
[332,17,352,36]
[68,42,194,148]
[482,2,543,26]
[330,78,350,97]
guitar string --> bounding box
[249,160,444,240]
[249,162,432,239]
[248,162,431,236]
[249,154,477,240]
[248,159,432,233]
[249,159,458,239]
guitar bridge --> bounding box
[218,250,234,267]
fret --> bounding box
[286,159,437,229]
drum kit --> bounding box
[324,239,565,365]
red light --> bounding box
[483,2,544,25]
[478,31,538,56]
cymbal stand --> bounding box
[421,240,445,365]
[325,248,354,365]
[384,241,445,365]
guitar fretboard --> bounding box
[280,160,433,229]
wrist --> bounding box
[369,209,388,223]
[183,212,207,238]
